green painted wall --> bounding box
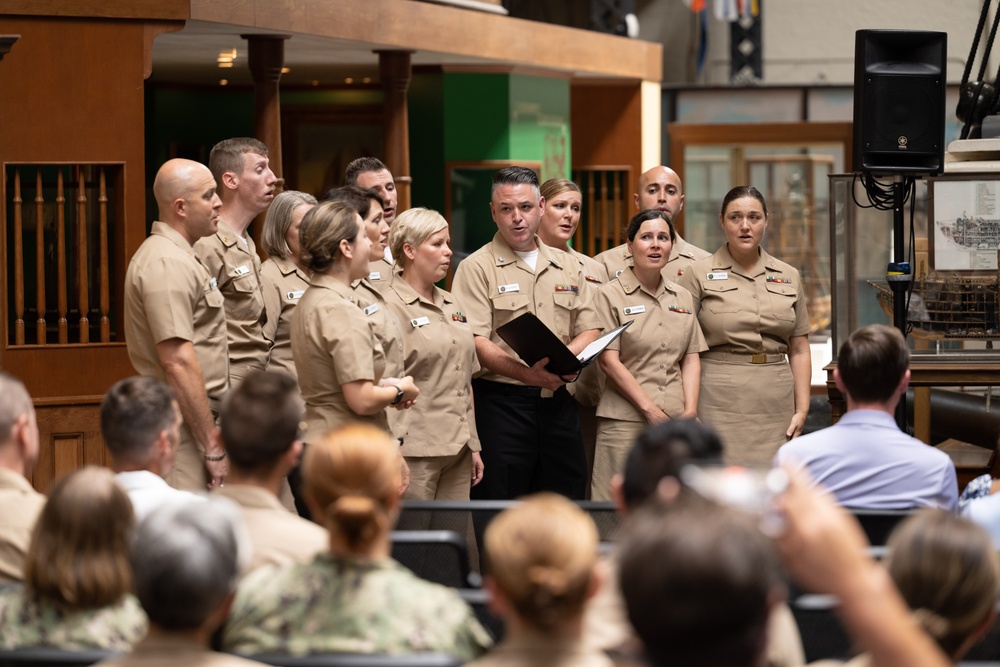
[409,72,447,215]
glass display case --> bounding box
[828,173,1000,451]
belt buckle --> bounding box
[751,352,767,364]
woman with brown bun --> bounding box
[223,423,492,659]
[383,207,484,499]
[538,178,609,286]
[290,200,417,445]
[259,190,317,379]
[677,185,811,466]
[467,492,610,667]
[0,466,147,650]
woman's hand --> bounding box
[642,405,670,424]
[471,452,484,487]
[785,410,808,440]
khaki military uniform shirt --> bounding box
[223,553,492,659]
[0,587,147,651]
[676,245,811,355]
[95,635,264,667]
[383,274,481,458]
[451,234,602,386]
[260,257,309,379]
[215,485,328,573]
[352,278,408,441]
[366,256,396,293]
[195,221,269,376]
[595,233,711,282]
[292,273,387,443]
[0,469,45,584]
[594,267,707,421]
[124,222,230,406]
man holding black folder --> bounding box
[452,167,602,500]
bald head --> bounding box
[0,372,38,474]
[152,159,221,245]
[635,166,684,221]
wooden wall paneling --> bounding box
[31,402,107,493]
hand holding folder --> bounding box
[495,313,632,377]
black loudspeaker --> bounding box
[853,30,947,174]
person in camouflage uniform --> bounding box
[0,467,147,651]
[222,423,491,660]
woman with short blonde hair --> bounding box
[0,466,147,650]
[383,208,484,499]
[469,493,611,667]
[224,423,492,658]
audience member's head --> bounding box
[836,324,910,405]
[101,376,180,476]
[302,423,401,556]
[615,419,724,513]
[219,371,304,479]
[26,466,134,608]
[626,209,676,245]
[618,499,782,667]
[484,493,599,634]
[885,509,1000,660]
[131,496,249,633]
[260,190,317,261]
[0,372,39,475]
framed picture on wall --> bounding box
[929,177,1000,271]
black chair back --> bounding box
[390,530,479,588]
[847,508,914,546]
[788,594,854,663]
[0,648,119,667]
[456,587,505,643]
[249,653,463,667]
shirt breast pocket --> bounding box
[702,282,741,314]
[489,290,530,316]
[765,282,797,321]
[204,288,224,309]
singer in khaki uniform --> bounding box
[677,186,811,466]
[594,165,709,281]
[125,159,229,491]
[452,167,602,501]
[384,208,484,500]
[195,138,277,387]
[260,190,317,379]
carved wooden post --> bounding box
[243,34,288,187]
[377,50,414,213]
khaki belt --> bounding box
[701,351,787,365]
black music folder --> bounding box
[496,313,632,376]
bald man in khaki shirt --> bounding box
[595,166,710,281]
[124,158,229,490]
[195,138,277,387]
[0,373,45,584]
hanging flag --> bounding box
[696,7,707,74]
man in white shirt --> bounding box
[101,376,204,519]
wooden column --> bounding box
[243,34,288,187]
[377,50,414,212]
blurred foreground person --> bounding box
[0,467,147,651]
[467,493,610,667]
[95,497,256,667]
[223,423,491,659]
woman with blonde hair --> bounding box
[0,466,147,650]
[469,492,611,667]
[260,189,317,378]
[383,207,484,499]
[223,423,492,659]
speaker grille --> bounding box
[863,73,941,156]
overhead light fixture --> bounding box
[281,67,291,74]
[220,79,229,86]
[217,48,238,68]
[345,77,354,84]
[311,80,320,87]
[362,77,372,84]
